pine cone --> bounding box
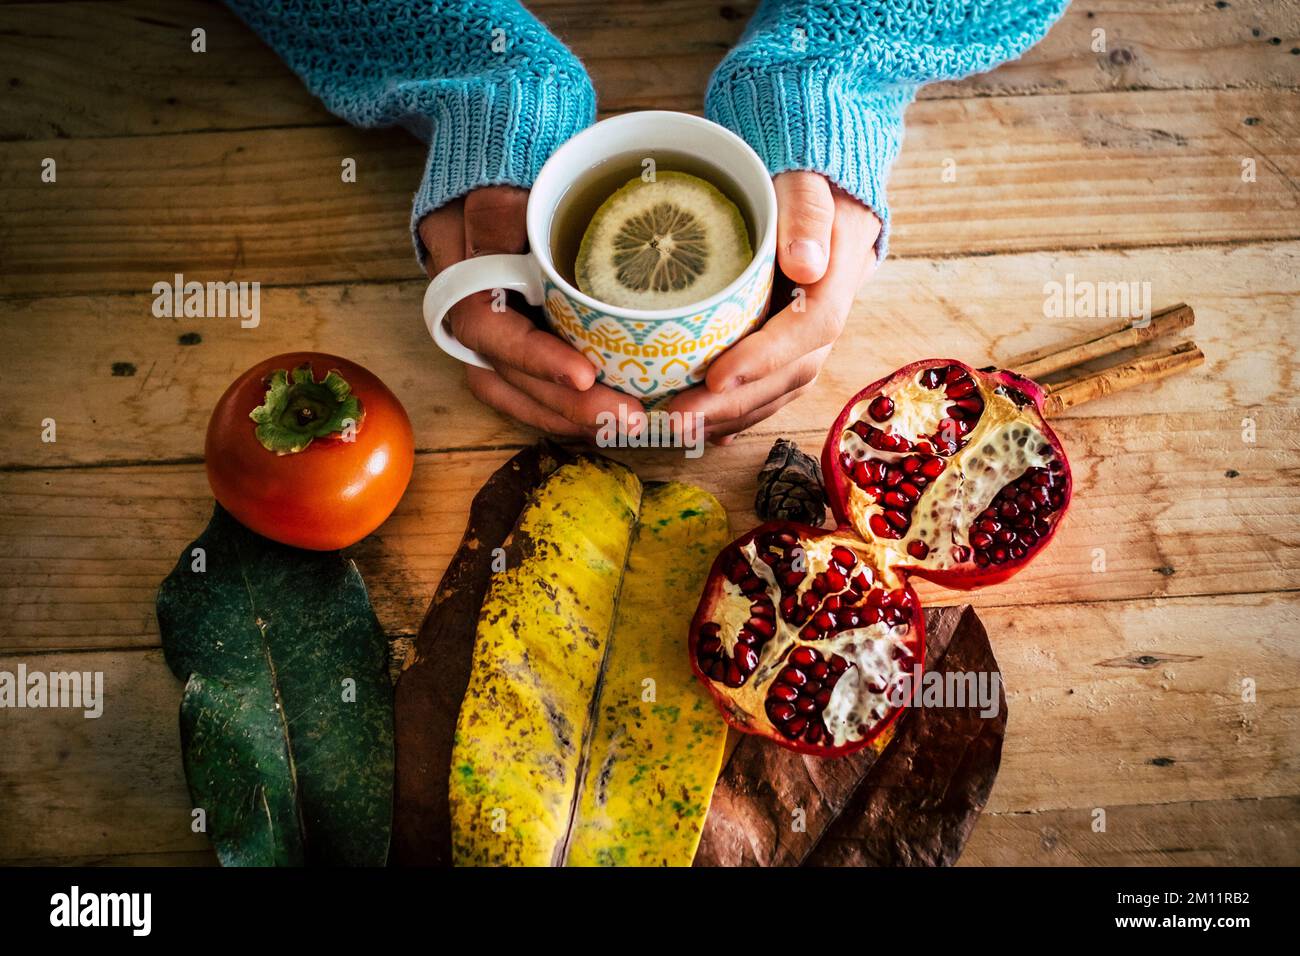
[755,438,826,525]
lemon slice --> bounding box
[575,171,752,310]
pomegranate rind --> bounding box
[688,521,926,758]
[822,358,1073,591]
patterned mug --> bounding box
[423,111,777,406]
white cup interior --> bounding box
[527,111,778,320]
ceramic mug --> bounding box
[423,111,778,405]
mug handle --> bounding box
[422,254,544,369]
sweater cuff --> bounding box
[409,77,596,266]
[706,71,915,261]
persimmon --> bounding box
[205,353,415,550]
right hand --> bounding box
[419,186,645,438]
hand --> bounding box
[419,186,644,438]
[666,171,882,444]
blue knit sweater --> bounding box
[226,0,1068,262]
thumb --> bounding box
[774,171,834,285]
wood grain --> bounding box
[2,88,1296,297]
[960,796,1300,866]
[1,404,1296,653]
[2,241,1294,468]
[2,591,1293,863]
[3,2,1294,141]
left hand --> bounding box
[666,171,882,444]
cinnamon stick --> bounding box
[1041,342,1205,417]
[1008,303,1195,381]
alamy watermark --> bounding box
[0,664,103,718]
[152,273,260,328]
[1043,273,1151,327]
[595,404,706,459]
[887,665,1003,719]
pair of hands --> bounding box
[418,172,881,444]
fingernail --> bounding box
[555,372,572,387]
[788,239,827,274]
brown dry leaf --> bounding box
[390,442,570,866]
[696,605,1005,867]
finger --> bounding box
[449,299,597,389]
[418,197,466,279]
[668,346,828,426]
[774,171,834,285]
[495,364,644,432]
[706,385,813,443]
[465,366,587,438]
[707,190,880,392]
[463,186,529,257]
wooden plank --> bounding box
[2,595,1294,862]
[0,0,335,140]
[2,89,1296,297]
[961,796,1300,866]
[3,1,1295,140]
[1,241,1294,468]
[10,799,1297,866]
[1,404,1297,653]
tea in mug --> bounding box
[550,149,756,311]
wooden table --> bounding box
[1,0,1297,866]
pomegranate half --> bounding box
[689,522,924,758]
[689,359,1072,757]
[823,359,1071,589]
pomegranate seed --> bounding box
[804,723,823,745]
[853,570,873,589]
[780,666,807,687]
[907,540,930,559]
[831,545,857,569]
[899,481,921,501]
[970,531,993,549]
[748,616,774,638]
[814,688,832,709]
[699,635,723,656]
[883,490,908,509]
[945,378,976,398]
[869,513,900,539]
[735,645,759,673]
[944,365,966,384]
[785,716,808,737]
[725,662,743,686]
[951,545,972,562]
[902,456,921,475]
[771,684,798,703]
[920,457,945,478]
[850,461,871,487]
[884,509,909,531]
[810,662,829,680]
[814,611,835,632]
[999,501,1020,519]
[769,701,796,722]
[824,568,846,591]
[868,396,895,421]
[803,679,822,696]
[796,697,817,714]
[919,367,943,389]
[789,647,818,668]
[885,468,904,488]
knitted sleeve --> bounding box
[706,0,1070,258]
[224,0,596,264]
